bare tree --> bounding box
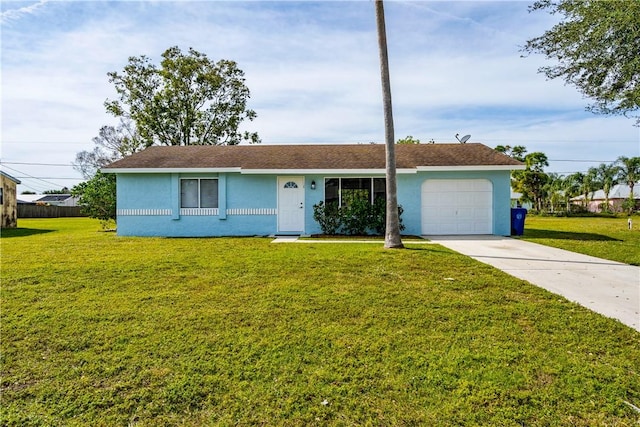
[375,0,403,249]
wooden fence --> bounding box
[18,205,85,218]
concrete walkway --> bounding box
[426,235,640,332]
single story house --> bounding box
[571,182,640,213]
[1,170,21,228]
[102,143,525,237]
[36,194,79,207]
[17,194,79,206]
[17,194,41,205]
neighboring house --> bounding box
[102,143,525,237]
[17,194,41,205]
[572,182,640,213]
[1,171,21,228]
[17,194,79,206]
[36,194,79,207]
[510,190,532,210]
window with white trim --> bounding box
[180,179,218,208]
[325,178,385,206]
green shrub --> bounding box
[342,194,372,235]
[313,197,405,236]
[371,197,405,234]
[312,201,342,235]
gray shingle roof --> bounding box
[103,143,524,171]
[1,170,21,184]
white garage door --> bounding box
[421,179,493,235]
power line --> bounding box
[1,165,67,188]
[2,141,90,145]
[548,159,617,163]
[18,183,48,193]
[13,177,81,180]
[0,161,77,167]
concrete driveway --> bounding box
[426,235,640,332]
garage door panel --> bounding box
[421,179,493,235]
[457,223,475,234]
[454,193,468,205]
[472,192,491,205]
[474,208,490,220]
[456,207,474,221]
[474,180,492,191]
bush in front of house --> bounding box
[312,196,405,236]
[341,195,373,235]
[370,197,405,235]
[312,201,342,235]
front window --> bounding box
[181,179,218,208]
[324,178,385,206]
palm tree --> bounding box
[582,167,601,209]
[375,0,403,249]
[616,156,640,200]
[596,163,620,212]
[563,172,584,212]
[544,173,563,212]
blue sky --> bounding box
[2,0,639,193]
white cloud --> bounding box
[2,1,638,193]
[0,0,50,24]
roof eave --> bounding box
[416,165,526,171]
[102,167,419,174]
[240,168,417,175]
[101,167,243,174]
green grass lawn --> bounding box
[2,218,639,426]
[520,216,640,265]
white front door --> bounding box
[421,179,493,235]
[277,176,305,233]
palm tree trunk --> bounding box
[375,0,403,249]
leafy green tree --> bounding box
[71,172,116,224]
[397,135,420,144]
[512,152,549,212]
[523,0,640,125]
[105,46,259,146]
[375,0,403,248]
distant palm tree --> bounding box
[616,156,640,199]
[563,172,584,211]
[583,167,601,208]
[544,173,563,212]
[375,0,403,249]
[596,163,620,212]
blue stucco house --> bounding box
[102,143,524,237]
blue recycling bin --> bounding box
[511,208,527,236]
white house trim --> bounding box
[117,209,172,216]
[180,208,220,216]
[416,165,525,171]
[227,208,277,215]
[103,167,241,174]
[240,168,417,175]
[104,167,418,174]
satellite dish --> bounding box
[455,133,471,143]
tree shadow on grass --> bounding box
[524,229,622,242]
[0,228,55,238]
